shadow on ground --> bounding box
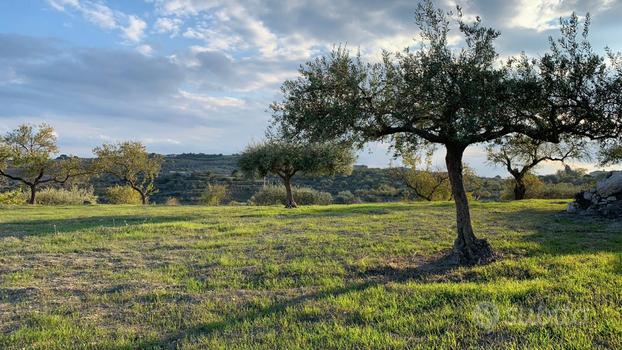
[488,207,622,256]
[125,253,459,349]
[0,214,197,238]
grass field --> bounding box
[1,200,621,349]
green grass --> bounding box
[0,200,621,349]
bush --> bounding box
[334,191,362,204]
[105,185,142,204]
[0,189,27,205]
[165,197,181,206]
[250,185,332,206]
[540,182,586,199]
[35,186,98,205]
[200,184,229,205]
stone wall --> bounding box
[567,171,622,218]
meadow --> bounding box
[1,200,621,349]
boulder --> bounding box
[597,171,622,198]
[567,202,579,213]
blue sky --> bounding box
[1,0,621,176]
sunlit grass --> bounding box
[0,200,621,349]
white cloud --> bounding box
[47,1,148,44]
[508,0,568,32]
[154,17,183,36]
[47,0,117,29]
[176,90,246,109]
[152,0,220,17]
[46,0,80,11]
[122,15,147,43]
[136,44,154,56]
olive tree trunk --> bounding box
[513,176,527,200]
[139,192,147,205]
[445,145,494,265]
[28,184,37,205]
[282,177,297,208]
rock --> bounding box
[596,171,622,198]
[567,202,579,213]
[607,196,617,202]
[583,192,593,201]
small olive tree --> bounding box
[0,124,90,204]
[93,142,163,205]
[487,135,585,200]
[238,141,355,208]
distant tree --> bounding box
[392,152,451,201]
[500,173,545,200]
[93,142,163,204]
[270,2,622,264]
[238,141,355,208]
[487,135,585,200]
[0,124,91,204]
[201,183,229,206]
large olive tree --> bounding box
[487,135,585,200]
[238,141,355,208]
[93,142,163,205]
[0,124,90,204]
[270,2,622,264]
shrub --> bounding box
[105,185,142,204]
[334,191,362,204]
[35,186,98,205]
[165,197,181,206]
[0,189,27,205]
[200,184,229,206]
[250,185,332,206]
[540,182,586,199]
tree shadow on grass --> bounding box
[0,214,198,238]
[484,207,622,256]
[282,202,439,219]
[125,253,459,349]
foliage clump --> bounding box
[0,189,27,205]
[250,185,332,206]
[105,185,143,204]
[200,183,229,206]
[34,186,97,205]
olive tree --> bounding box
[270,2,622,264]
[93,142,163,205]
[0,124,90,204]
[238,141,355,208]
[487,135,585,200]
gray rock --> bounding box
[596,171,622,198]
[607,196,617,202]
[584,192,593,201]
[567,202,579,213]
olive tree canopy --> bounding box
[0,124,90,204]
[238,141,355,208]
[93,142,163,205]
[270,1,622,264]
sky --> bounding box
[1,0,621,177]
